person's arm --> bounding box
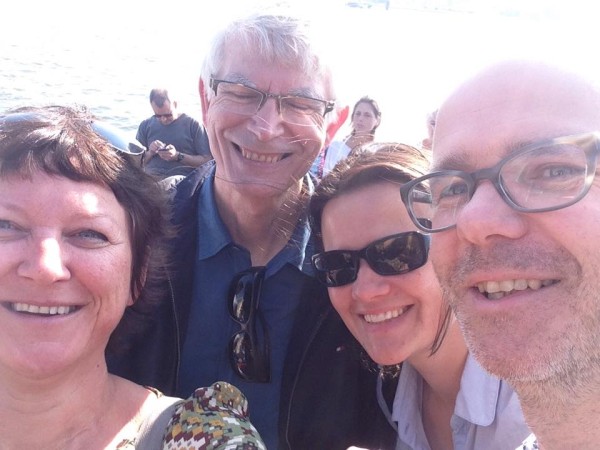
[155,145,211,167]
[191,119,213,162]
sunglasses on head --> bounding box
[311,231,430,287]
[90,121,146,155]
[1,111,146,156]
[228,266,271,383]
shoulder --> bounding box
[138,116,155,130]
[177,113,199,126]
[162,382,266,449]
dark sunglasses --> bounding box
[154,113,174,119]
[1,111,146,156]
[228,266,271,383]
[311,231,430,287]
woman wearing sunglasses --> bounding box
[309,143,530,450]
[0,105,265,449]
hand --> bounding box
[148,140,166,157]
[157,144,178,161]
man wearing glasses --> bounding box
[109,12,397,450]
[136,87,212,178]
[401,60,600,449]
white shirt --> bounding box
[322,140,351,176]
[391,354,530,450]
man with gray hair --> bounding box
[110,11,397,450]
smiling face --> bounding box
[321,182,442,366]
[202,39,343,199]
[431,61,600,384]
[0,172,133,379]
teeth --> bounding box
[364,307,408,324]
[240,148,284,163]
[476,279,556,300]
[12,302,75,316]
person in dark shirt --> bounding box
[137,88,212,178]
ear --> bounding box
[199,78,209,127]
[324,105,350,148]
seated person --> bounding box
[137,87,212,178]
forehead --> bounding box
[432,62,600,171]
[217,39,332,99]
[354,102,375,114]
[322,183,415,240]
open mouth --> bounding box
[236,145,291,163]
[363,305,411,324]
[477,279,558,300]
[8,302,80,316]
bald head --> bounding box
[432,60,600,171]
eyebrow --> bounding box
[222,73,323,99]
[431,138,546,172]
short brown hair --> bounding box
[0,105,172,353]
[309,142,450,356]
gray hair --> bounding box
[201,13,336,99]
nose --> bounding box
[351,259,392,302]
[18,236,70,283]
[455,181,527,246]
[248,97,285,141]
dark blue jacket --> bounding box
[108,161,397,449]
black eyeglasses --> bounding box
[154,113,174,120]
[400,132,600,233]
[1,111,146,156]
[312,232,430,287]
[209,78,335,126]
[228,266,271,383]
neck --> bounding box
[215,177,307,266]
[411,322,468,402]
[0,361,149,449]
[410,323,468,450]
[511,371,600,450]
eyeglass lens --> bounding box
[404,133,598,232]
[312,232,429,287]
[212,79,331,126]
[228,267,270,383]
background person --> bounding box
[108,11,397,450]
[137,87,212,178]
[310,143,530,450]
[0,105,264,450]
[312,95,382,178]
[400,59,600,449]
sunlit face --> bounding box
[431,62,600,384]
[0,172,134,379]
[321,182,442,366]
[203,40,343,198]
[151,100,177,125]
[351,102,379,135]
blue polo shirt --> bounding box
[178,169,314,449]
